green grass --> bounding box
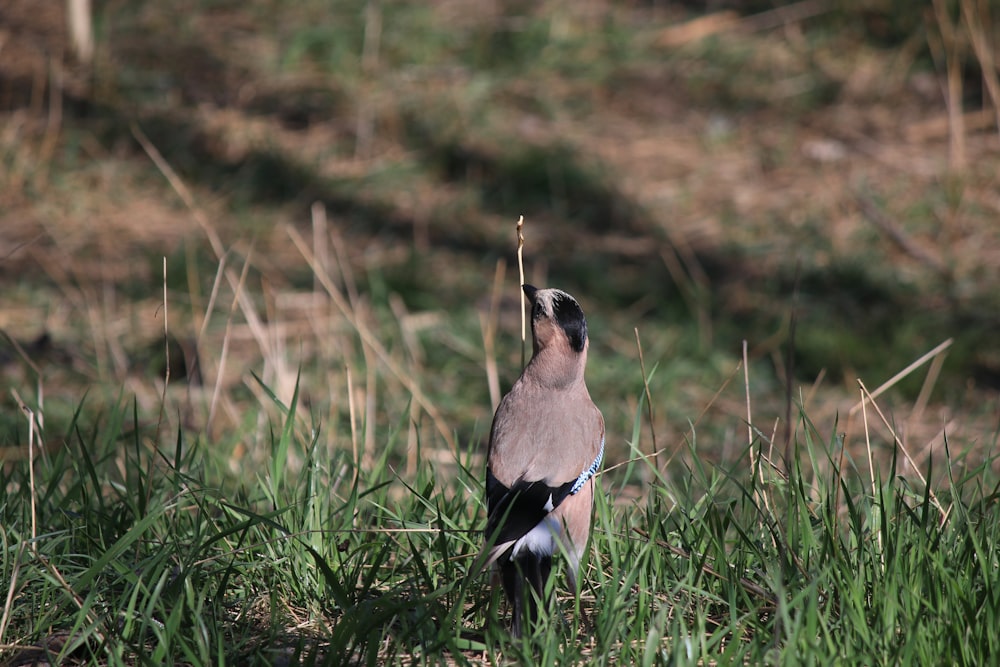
[3,362,998,665]
[4,1,1000,662]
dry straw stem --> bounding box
[656,0,831,47]
[313,208,369,468]
[354,0,382,160]
[35,59,62,190]
[855,192,948,276]
[208,248,254,428]
[909,343,949,433]
[198,252,228,395]
[857,379,946,522]
[133,124,300,434]
[286,224,457,453]
[0,350,51,464]
[848,338,953,417]
[516,215,526,369]
[10,391,39,545]
[743,341,777,538]
[131,123,268,344]
[388,294,423,477]
[346,362,360,475]
[743,341,753,453]
[360,306,378,465]
[860,386,884,567]
[480,259,506,412]
[0,540,24,645]
[928,0,967,170]
[67,0,94,64]
[960,0,1000,131]
[311,202,330,302]
[155,257,170,441]
[845,339,952,520]
[4,393,106,651]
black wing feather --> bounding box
[485,469,575,550]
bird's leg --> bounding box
[500,559,525,637]
[539,554,552,598]
[524,553,544,633]
[501,551,554,637]
[526,552,554,634]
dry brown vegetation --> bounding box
[2,0,999,479]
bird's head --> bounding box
[522,284,588,356]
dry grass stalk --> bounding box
[355,0,382,160]
[480,260,505,412]
[743,340,776,523]
[740,0,832,34]
[66,0,93,64]
[155,257,170,441]
[0,539,24,645]
[134,124,305,436]
[361,306,378,467]
[856,193,949,276]
[10,392,39,545]
[197,251,228,411]
[346,362,360,477]
[311,202,330,298]
[858,379,946,522]
[36,60,62,190]
[516,215,526,369]
[928,0,967,170]
[286,224,457,453]
[860,385,883,568]
[389,293,424,478]
[208,250,254,429]
[657,11,739,48]
[960,0,1000,132]
[743,340,754,459]
[5,391,106,651]
[904,108,997,141]
[909,347,948,430]
[656,0,830,48]
[849,338,953,417]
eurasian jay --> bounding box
[484,284,605,636]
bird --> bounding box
[484,284,605,636]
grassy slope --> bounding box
[2,0,1000,664]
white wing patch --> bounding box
[543,494,554,512]
[511,515,561,558]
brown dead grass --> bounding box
[1,0,998,479]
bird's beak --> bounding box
[522,284,538,303]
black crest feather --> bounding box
[551,292,587,353]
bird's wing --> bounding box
[485,469,576,549]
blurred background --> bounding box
[1,0,998,478]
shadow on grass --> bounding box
[50,80,1000,394]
